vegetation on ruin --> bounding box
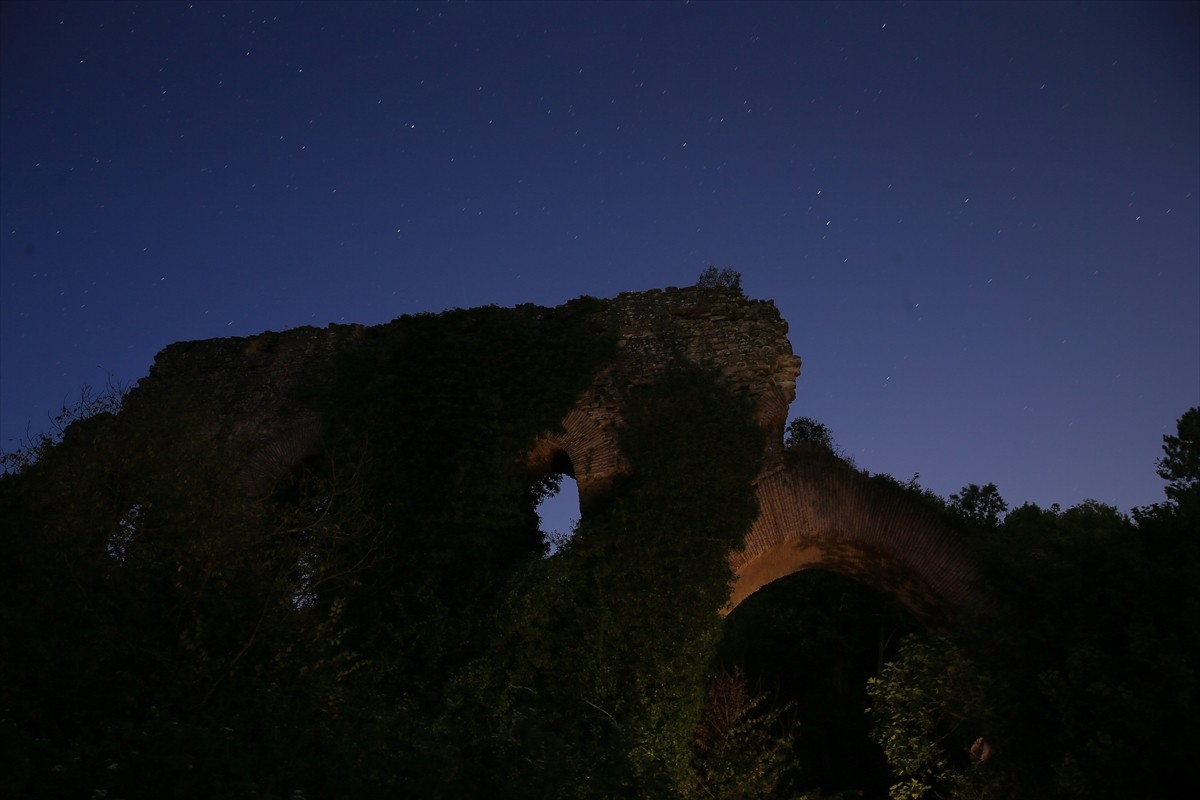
[0,298,769,799]
[1,291,1195,799]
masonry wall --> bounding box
[128,286,801,497]
[528,286,802,502]
[116,285,974,617]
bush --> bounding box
[696,266,742,291]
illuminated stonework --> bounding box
[130,285,973,620]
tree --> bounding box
[719,569,923,798]
[948,483,1007,529]
[972,499,1198,799]
[0,381,127,475]
[0,409,391,798]
[696,266,742,291]
[1157,406,1199,506]
[784,417,836,453]
[871,484,1198,799]
[867,636,1007,800]
[870,405,1200,800]
[689,668,797,800]
[782,416,866,474]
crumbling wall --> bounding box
[104,285,977,616]
[129,286,802,499]
[528,286,801,504]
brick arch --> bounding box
[727,460,977,625]
[527,405,627,512]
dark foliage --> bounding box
[4,298,1192,800]
[868,408,1200,799]
[695,266,743,292]
[719,570,922,798]
[784,416,836,454]
[445,365,766,798]
[1156,406,1199,507]
[948,482,1008,531]
[0,299,621,798]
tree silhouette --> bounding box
[696,266,742,291]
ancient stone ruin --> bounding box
[126,285,975,622]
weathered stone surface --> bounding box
[122,285,975,619]
[131,286,801,503]
[527,286,802,506]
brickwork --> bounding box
[122,284,974,618]
[528,286,802,505]
[728,460,977,623]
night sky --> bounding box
[2,1,1197,532]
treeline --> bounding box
[864,409,1199,799]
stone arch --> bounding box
[527,404,627,512]
[131,285,980,622]
[727,460,977,625]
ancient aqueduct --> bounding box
[139,286,976,623]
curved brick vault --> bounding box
[728,461,976,624]
[134,285,975,622]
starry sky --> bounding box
[2,1,1197,529]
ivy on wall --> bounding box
[0,297,780,798]
[446,365,766,798]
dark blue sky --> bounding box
[2,1,1197,523]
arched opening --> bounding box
[715,569,923,798]
[536,472,581,556]
[727,463,978,624]
[530,445,582,556]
